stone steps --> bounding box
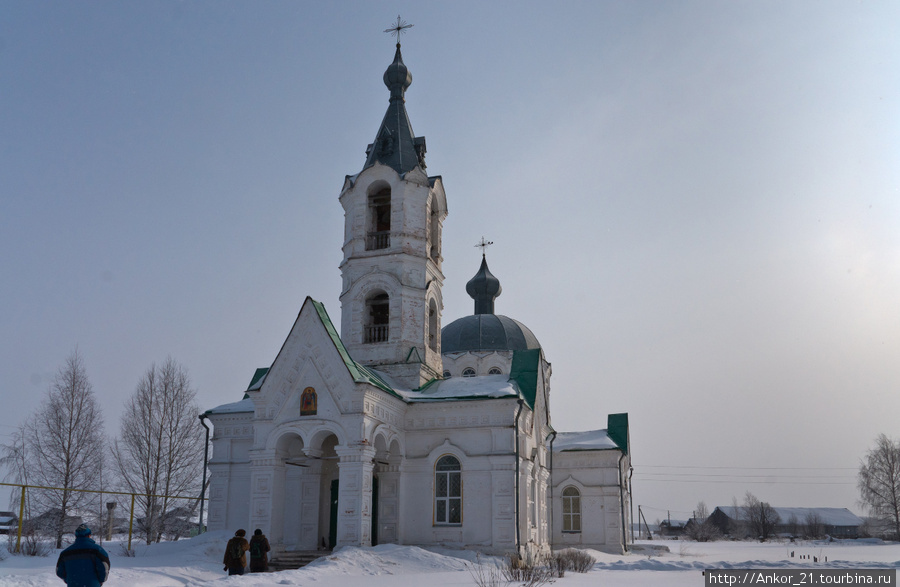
[268,550,331,571]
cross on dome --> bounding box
[384,15,413,47]
[475,236,494,258]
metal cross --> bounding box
[475,237,494,256]
[384,15,413,44]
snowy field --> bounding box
[1,532,898,587]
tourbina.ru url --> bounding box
[705,569,896,586]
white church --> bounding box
[203,38,632,557]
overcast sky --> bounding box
[2,1,898,520]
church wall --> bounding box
[551,449,630,553]
[207,462,250,533]
[398,398,520,553]
[206,411,254,532]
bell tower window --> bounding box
[367,188,391,250]
[365,292,390,343]
[428,299,438,351]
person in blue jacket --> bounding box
[56,524,110,587]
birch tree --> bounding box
[19,350,105,548]
[112,358,204,543]
[0,425,31,532]
[858,434,900,540]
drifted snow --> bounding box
[205,397,253,415]
[554,429,618,451]
[2,530,899,587]
[400,374,518,401]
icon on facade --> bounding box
[301,387,317,416]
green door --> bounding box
[371,476,379,546]
[329,479,339,549]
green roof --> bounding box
[310,299,400,399]
[247,368,269,391]
[509,348,541,409]
[607,413,629,455]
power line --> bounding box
[638,472,854,480]
[639,464,857,471]
[637,478,854,485]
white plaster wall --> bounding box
[442,350,514,377]
[397,398,528,553]
[338,163,445,382]
[551,449,628,553]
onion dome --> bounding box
[363,43,426,175]
[383,44,412,100]
[466,255,502,315]
[441,256,541,353]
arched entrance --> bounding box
[275,432,305,549]
[316,434,339,549]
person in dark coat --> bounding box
[56,524,110,587]
[248,528,271,572]
[223,528,249,575]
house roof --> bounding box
[713,506,863,527]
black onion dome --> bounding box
[383,44,412,100]
[441,255,540,353]
[466,255,502,315]
[441,314,541,353]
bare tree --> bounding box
[742,492,780,541]
[112,358,205,543]
[685,501,721,542]
[728,495,746,537]
[16,350,105,548]
[785,514,800,538]
[858,434,900,540]
[0,424,32,545]
[803,510,824,539]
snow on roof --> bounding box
[554,429,619,452]
[714,506,863,527]
[401,374,519,402]
[204,397,253,415]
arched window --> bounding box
[442,370,451,379]
[562,486,581,533]
[462,368,476,378]
[435,455,461,525]
[428,299,438,351]
[529,472,537,527]
[429,208,441,260]
[488,367,502,375]
[365,292,389,343]
[367,188,391,250]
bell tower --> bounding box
[338,36,447,389]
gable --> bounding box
[251,298,400,417]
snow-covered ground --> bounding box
[1,532,897,587]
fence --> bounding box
[0,481,206,553]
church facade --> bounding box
[203,40,631,557]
